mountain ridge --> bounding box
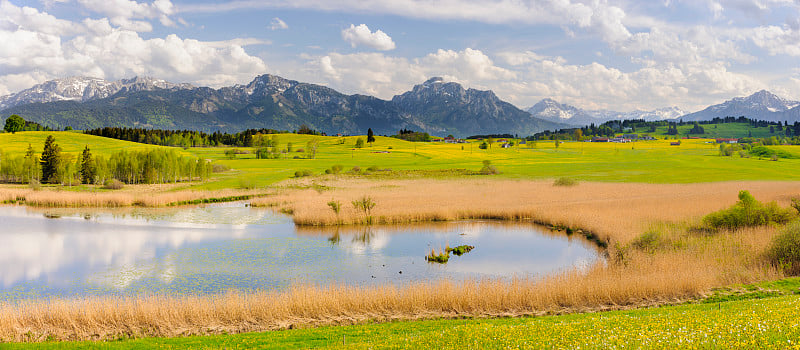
[679,90,800,123]
[1,75,566,137]
[526,99,687,126]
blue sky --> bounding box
[3,0,800,112]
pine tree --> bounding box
[80,145,96,184]
[367,128,375,144]
[40,135,62,184]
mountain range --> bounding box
[527,90,800,126]
[0,76,567,137]
[526,98,687,126]
[2,75,800,137]
[679,90,800,123]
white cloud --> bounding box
[295,48,513,100]
[269,17,288,30]
[0,1,267,95]
[75,0,176,31]
[287,47,763,112]
[751,22,800,56]
[341,24,396,51]
[0,0,78,35]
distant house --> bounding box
[670,141,681,146]
[640,135,656,141]
[623,134,638,139]
[611,137,632,143]
[592,137,609,142]
[497,139,508,143]
[716,138,739,144]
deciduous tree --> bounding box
[4,115,24,134]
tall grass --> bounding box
[254,178,800,243]
[0,186,270,207]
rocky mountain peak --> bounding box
[0,76,192,110]
[423,77,445,85]
[736,90,797,110]
[242,74,298,96]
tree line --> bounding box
[0,135,211,185]
[84,127,292,148]
[4,114,52,133]
[530,116,800,140]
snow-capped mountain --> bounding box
[526,99,686,126]
[680,90,800,122]
[0,76,192,111]
[1,75,565,136]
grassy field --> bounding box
[4,130,800,191]
[648,122,786,139]
[8,290,800,349]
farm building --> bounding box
[716,138,739,144]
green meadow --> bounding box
[2,129,800,190]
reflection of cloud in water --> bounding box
[0,206,602,298]
[0,206,262,288]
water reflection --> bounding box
[0,204,600,300]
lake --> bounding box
[0,202,600,300]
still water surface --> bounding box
[0,203,599,300]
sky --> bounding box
[2,0,800,112]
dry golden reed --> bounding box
[257,178,800,243]
[0,185,269,207]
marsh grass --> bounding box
[0,186,270,207]
[254,178,800,243]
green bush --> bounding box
[553,177,578,187]
[211,163,230,173]
[750,146,796,159]
[446,245,475,256]
[767,221,800,275]
[238,178,255,189]
[479,160,499,175]
[631,230,669,252]
[294,170,313,178]
[102,179,124,190]
[700,190,795,231]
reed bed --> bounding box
[256,178,800,243]
[0,186,270,207]
[0,178,795,342]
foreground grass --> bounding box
[10,293,800,349]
